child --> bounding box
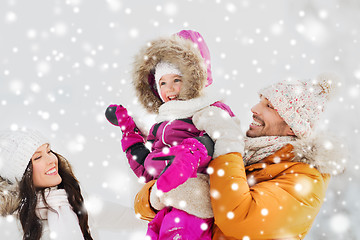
[106,30,244,239]
[0,129,93,240]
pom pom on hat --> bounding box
[259,73,340,138]
[0,129,49,184]
[314,72,340,99]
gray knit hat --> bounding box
[0,129,49,184]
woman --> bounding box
[0,129,93,240]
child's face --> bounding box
[31,143,62,189]
[159,74,183,102]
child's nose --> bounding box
[167,83,175,91]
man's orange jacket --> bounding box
[134,144,330,240]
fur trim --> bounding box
[150,174,213,219]
[291,131,346,175]
[132,34,207,114]
[149,182,166,211]
[156,92,220,122]
[0,177,20,216]
[193,106,245,157]
[131,114,150,137]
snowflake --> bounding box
[261,208,268,216]
[227,211,234,219]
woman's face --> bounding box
[31,144,62,188]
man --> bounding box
[134,74,345,239]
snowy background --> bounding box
[1,0,359,239]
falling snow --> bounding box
[0,0,359,239]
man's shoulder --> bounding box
[271,159,322,172]
[246,160,324,180]
[265,161,328,184]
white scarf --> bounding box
[36,188,84,240]
[243,136,297,166]
[156,93,221,122]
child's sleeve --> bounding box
[124,125,157,183]
[192,103,244,158]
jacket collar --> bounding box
[155,92,221,122]
[246,144,295,171]
[246,133,346,176]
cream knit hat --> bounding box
[259,73,339,138]
[0,129,48,183]
[154,61,182,102]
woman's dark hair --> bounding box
[18,151,93,240]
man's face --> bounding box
[246,96,295,137]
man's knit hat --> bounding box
[154,61,183,102]
[259,73,339,138]
[0,129,48,183]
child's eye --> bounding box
[160,82,166,86]
[174,79,181,82]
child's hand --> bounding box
[156,138,210,193]
[105,104,120,126]
[105,104,145,151]
[105,104,138,133]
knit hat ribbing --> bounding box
[0,129,49,183]
[259,73,339,138]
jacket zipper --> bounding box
[161,120,173,165]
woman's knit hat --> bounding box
[0,129,48,184]
[259,73,339,138]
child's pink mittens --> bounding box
[156,138,210,193]
[105,104,136,132]
[105,104,120,126]
[105,104,145,151]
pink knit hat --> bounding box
[259,73,339,138]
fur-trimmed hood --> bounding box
[132,30,212,114]
[291,132,346,175]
